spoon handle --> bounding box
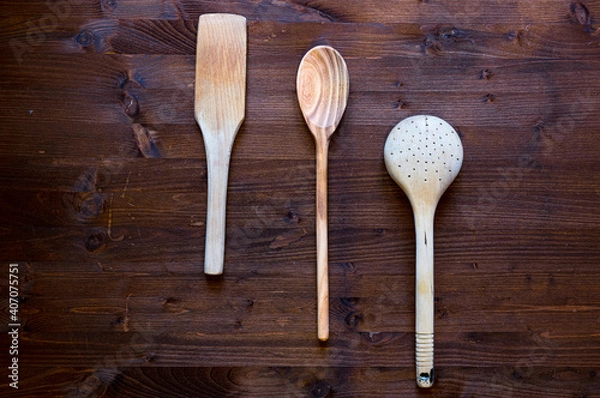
[414,206,436,388]
[315,139,330,341]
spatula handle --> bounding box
[203,144,232,275]
[315,139,330,341]
[414,207,436,388]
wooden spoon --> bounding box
[297,45,349,341]
[384,115,463,387]
[195,14,247,275]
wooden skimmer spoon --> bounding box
[297,45,349,341]
[384,115,463,387]
[195,14,247,275]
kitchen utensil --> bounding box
[195,13,247,275]
[384,115,463,387]
[297,45,349,341]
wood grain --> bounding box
[2,0,600,25]
[1,0,600,396]
[297,45,349,341]
[195,13,247,275]
[384,115,465,387]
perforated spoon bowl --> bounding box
[384,115,463,388]
[297,45,349,341]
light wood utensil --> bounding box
[195,13,247,275]
[384,115,463,387]
[297,45,349,341]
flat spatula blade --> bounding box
[195,13,247,135]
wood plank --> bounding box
[0,166,596,246]
[3,19,600,61]
[13,328,600,368]
[13,270,600,335]
[8,366,600,398]
[2,54,599,134]
[1,173,599,230]
[2,0,600,25]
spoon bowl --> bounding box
[384,115,463,387]
[297,45,349,140]
[297,45,349,341]
[385,115,463,206]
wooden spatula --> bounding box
[195,13,247,275]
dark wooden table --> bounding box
[1,1,599,396]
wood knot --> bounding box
[483,93,496,103]
[70,374,104,397]
[423,37,443,55]
[436,27,466,41]
[361,331,396,345]
[161,297,178,305]
[570,2,592,30]
[120,92,139,118]
[345,311,363,330]
[76,30,94,47]
[339,262,357,275]
[512,370,524,381]
[505,30,525,46]
[85,232,106,253]
[142,353,155,362]
[132,124,161,158]
[68,368,119,397]
[395,99,407,109]
[423,26,468,55]
[310,380,331,398]
[101,0,118,11]
[284,210,300,224]
[73,192,105,222]
[269,227,306,250]
[479,69,493,80]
